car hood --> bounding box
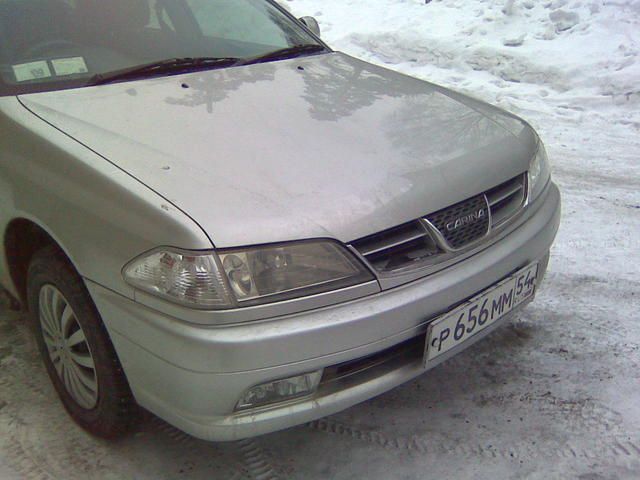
[19,53,537,248]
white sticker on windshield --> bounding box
[51,57,88,76]
[12,61,52,82]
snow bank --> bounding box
[284,0,640,123]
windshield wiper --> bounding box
[88,57,241,85]
[87,46,327,86]
[238,44,327,66]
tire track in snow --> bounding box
[0,316,106,478]
[307,417,640,462]
[0,315,57,480]
[3,407,113,480]
[1,436,52,480]
[236,438,280,480]
[148,417,201,447]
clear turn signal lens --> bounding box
[123,249,234,309]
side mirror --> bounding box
[299,16,321,37]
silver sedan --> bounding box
[0,0,560,441]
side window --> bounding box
[185,0,286,47]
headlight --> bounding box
[124,241,373,309]
[528,140,551,201]
[218,240,374,306]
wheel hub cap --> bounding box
[39,285,98,409]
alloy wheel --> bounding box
[38,284,98,409]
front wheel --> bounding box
[27,246,138,438]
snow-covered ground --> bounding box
[1,1,639,479]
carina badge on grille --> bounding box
[445,208,486,232]
[423,194,491,251]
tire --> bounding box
[27,245,138,438]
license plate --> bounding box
[424,262,538,364]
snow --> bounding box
[1,0,639,478]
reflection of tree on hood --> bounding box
[385,92,509,160]
[300,54,424,121]
[165,63,277,113]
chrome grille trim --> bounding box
[350,221,441,273]
[486,174,527,228]
[356,226,430,257]
[350,173,528,276]
[487,182,523,206]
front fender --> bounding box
[0,96,212,299]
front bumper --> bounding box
[86,182,560,441]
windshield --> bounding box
[0,0,324,95]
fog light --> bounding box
[236,371,323,410]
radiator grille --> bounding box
[425,194,490,249]
[351,221,441,273]
[320,335,425,386]
[351,174,527,274]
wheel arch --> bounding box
[3,217,77,309]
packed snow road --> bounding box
[1,0,639,479]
